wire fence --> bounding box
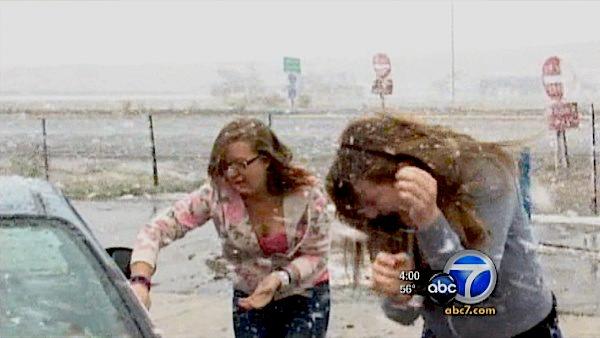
[0,110,598,212]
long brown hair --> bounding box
[208,118,314,195]
[326,114,515,265]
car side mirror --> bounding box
[106,247,132,279]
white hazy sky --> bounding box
[1,0,599,68]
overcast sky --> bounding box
[1,1,599,68]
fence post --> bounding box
[148,114,159,187]
[592,104,598,215]
[519,147,532,219]
[41,118,49,181]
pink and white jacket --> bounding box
[131,181,331,299]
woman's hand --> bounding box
[131,282,151,309]
[238,273,282,310]
[372,252,415,303]
[395,166,442,230]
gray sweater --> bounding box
[382,159,553,338]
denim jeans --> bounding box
[512,293,562,338]
[232,282,330,338]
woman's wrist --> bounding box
[273,269,291,288]
[130,275,152,291]
[418,207,442,231]
[130,261,154,276]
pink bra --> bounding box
[257,232,288,256]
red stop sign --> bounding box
[542,56,563,101]
[373,53,391,79]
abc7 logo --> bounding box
[427,250,497,305]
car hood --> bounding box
[0,175,88,230]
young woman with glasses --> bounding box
[129,118,331,338]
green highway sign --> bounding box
[283,57,301,74]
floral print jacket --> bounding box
[131,181,331,299]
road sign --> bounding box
[287,72,299,100]
[372,53,393,96]
[547,101,580,131]
[372,77,393,96]
[542,56,564,101]
[284,57,301,74]
[373,53,391,78]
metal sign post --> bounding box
[542,56,579,172]
[284,57,301,113]
[288,72,298,113]
[372,53,393,112]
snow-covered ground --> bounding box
[73,197,600,337]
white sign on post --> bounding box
[372,53,393,111]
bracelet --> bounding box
[281,268,293,284]
[130,275,152,291]
[274,269,291,288]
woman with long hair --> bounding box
[326,114,561,338]
[130,118,331,338]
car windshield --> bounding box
[0,218,140,338]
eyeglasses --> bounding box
[223,155,261,177]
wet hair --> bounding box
[326,114,515,269]
[208,118,314,196]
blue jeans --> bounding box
[232,282,330,338]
